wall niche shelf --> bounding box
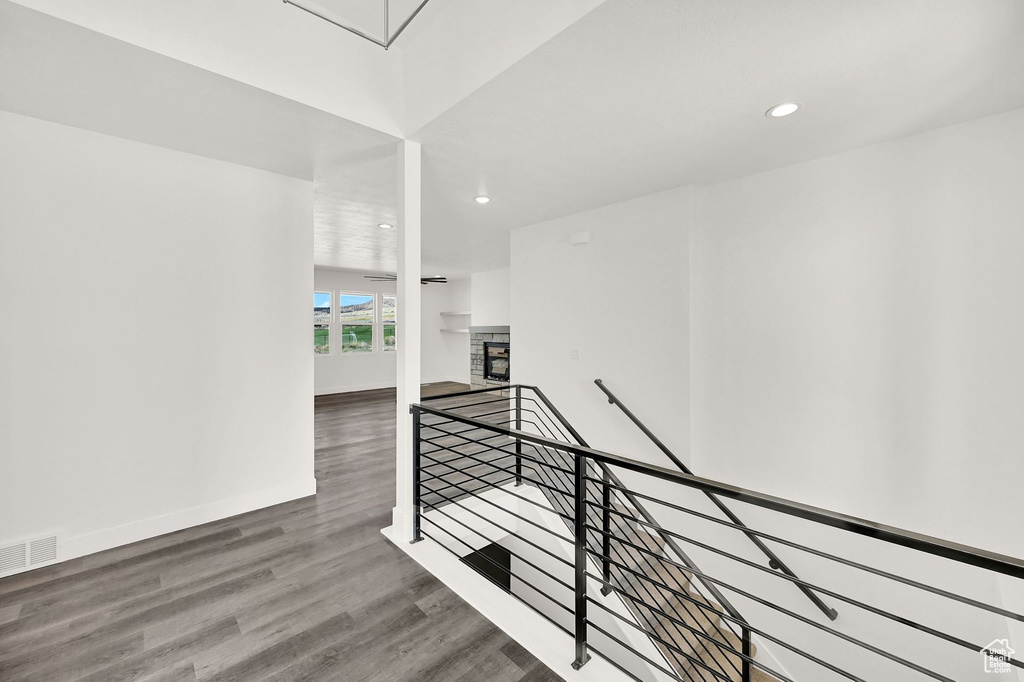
[440,311,471,334]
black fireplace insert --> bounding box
[483,341,510,381]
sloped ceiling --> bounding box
[5,0,1024,277]
[412,0,1024,275]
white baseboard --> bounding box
[315,376,469,397]
[315,381,395,396]
[420,375,471,386]
[56,476,317,567]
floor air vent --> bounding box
[0,535,59,576]
[30,536,58,565]
[0,543,27,574]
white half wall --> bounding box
[471,267,511,328]
[0,111,315,568]
[313,267,470,394]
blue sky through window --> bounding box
[340,294,372,308]
[314,292,331,309]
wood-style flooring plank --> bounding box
[0,382,560,681]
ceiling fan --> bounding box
[364,274,447,285]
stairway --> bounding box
[420,390,780,681]
[518,439,774,682]
[599,502,758,682]
[416,385,1018,682]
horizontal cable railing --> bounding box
[595,378,838,623]
[411,385,1024,682]
[422,385,752,681]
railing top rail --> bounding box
[412,399,1024,580]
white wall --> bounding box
[0,111,315,567]
[685,108,1024,679]
[313,268,470,394]
[511,108,1024,555]
[510,107,1024,681]
[691,107,1024,557]
[471,267,511,328]
[423,277,471,385]
[510,187,691,467]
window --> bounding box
[382,295,397,352]
[314,291,331,354]
[339,292,375,353]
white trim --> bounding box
[314,380,396,396]
[421,375,469,386]
[314,377,468,397]
[338,289,377,354]
[382,293,398,354]
[314,290,334,356]
[53,476,317,569]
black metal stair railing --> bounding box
[409,385,1024,682]
[429,385,753,681]
[594,378,839,623]
[523,386,752,681]
[414,385,753,681]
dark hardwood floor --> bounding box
[0,383,560,682]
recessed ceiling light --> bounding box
[378,223,393,229]
[475,196,490,204]
[766,102,799,118]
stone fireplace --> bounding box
[470,326,510,389]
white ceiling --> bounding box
[412,0,1024,275]
[298,0,427,42]
[0,3,397,178]
[5,0,1024,278]
[304,0,384,38]
[0,1,401,274]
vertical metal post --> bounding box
[514,386,523,486]
[742,626,751,681]
[572,455,591,670]
[600,469,612,596]
[411,407,423,544]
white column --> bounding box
[392,140,421,541]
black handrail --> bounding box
[412,386,1024,681]
[594,378,839,621]
[527,385,749,626]
[412,385,1024,681]
[423,386,751,679]
[414,397,1024,579]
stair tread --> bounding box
[664,614,754,682]
[529,455,769,682]
[609,555,694,609]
